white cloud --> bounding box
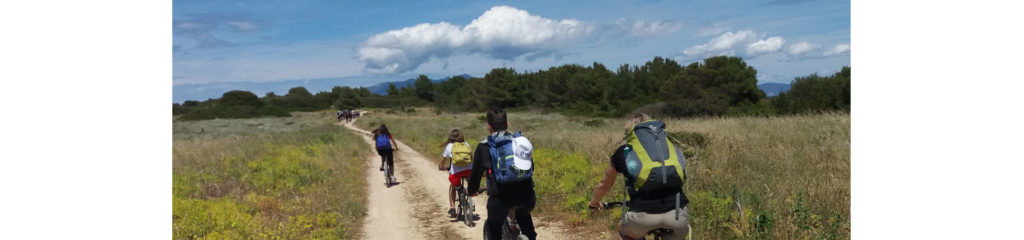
[616,19,683,37]
[747,36,785,55]
[824,43,850,56]
[787,41,821,55]
[683,30,784,58]
[357,6,596,74]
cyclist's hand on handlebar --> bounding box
[588,201,604,210]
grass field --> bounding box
[356,108,850,239]
[173,111,368,239]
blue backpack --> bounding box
[487,131,533,184]
[375,134,392,149]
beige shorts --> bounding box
[620,206,690,240]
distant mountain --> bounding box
[758,83,792,97]
[366,74,473,95]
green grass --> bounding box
[173,112,367,239]
[356,107,849,239]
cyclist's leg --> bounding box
[511,192,538,240]
[384,149,395,177]
[449,184,456,208]
[620,210,664,240]
[657,205,690,240]
[484,196,508,240]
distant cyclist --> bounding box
[372,124,399,182]
[589,113,690,240]
[438,129,473,217]
[467,108,537,240]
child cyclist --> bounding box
[438,129,474,217]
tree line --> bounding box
[173,56,850,120]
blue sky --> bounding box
[173,0,849,88]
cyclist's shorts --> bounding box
[448,169,471,186]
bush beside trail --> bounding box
[173,112,367,239]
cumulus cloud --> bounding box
[824,43,850,56]
[787,41,821,55]
[682,30,784,58]
[747,36,785,55]
[357,6,596,74]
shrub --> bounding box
[173,197,256,239]
[245,144,327,194]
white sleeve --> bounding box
[442,143,453,158]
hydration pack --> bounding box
[487,131,533,184]
[623,120,685,193]
[375,134,392,149]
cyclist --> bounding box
[438,129,473,217]
[467,108,537,240]
[589,113,690,240]
[372,124,399,182]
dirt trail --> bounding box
[342,116,574,239]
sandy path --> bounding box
[343,116,574,240]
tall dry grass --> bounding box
[357,107,849,239]
[173,112,368,239]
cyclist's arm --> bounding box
[589,164,618,209]
[389,134,399,151]
[467,143,487,195]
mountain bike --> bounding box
[455,176,476,227]
[501,207,529,240]
[383,160,394,187]
[592,202,692,240]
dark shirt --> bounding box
[610,145,689,213]
[468,135,535,197]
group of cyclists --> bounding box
[367,108,692,240]
[337,109,359,123]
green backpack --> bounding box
[620,120,687,220]
[451,142,473,167]
[623,120,686,195]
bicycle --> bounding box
[591,202,692,240]
[455,176,476,227]
[501,207,529,240]
[383,160,394,187]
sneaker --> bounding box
[447,208,456,217]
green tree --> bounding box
[413,75,435,101]
[221,90,262,107]
[386,83,399,96]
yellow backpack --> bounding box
[451,142,473,167]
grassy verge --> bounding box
[356,107,849,239]
[173,112,367,239]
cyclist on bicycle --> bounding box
[589,113,690,240]
[467,108,538,240]
[438,129,473,217]
[372,124,399,182]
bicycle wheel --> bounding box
[384,164,391,187]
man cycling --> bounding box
[438,129,473,217]
[468,108,538,240]
[589,113,690,240]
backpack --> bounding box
[622,120,685,193]
[375,134,392,149]
[451,142,473,167]
[487,131,533,184]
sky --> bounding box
[173,0,850,89]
